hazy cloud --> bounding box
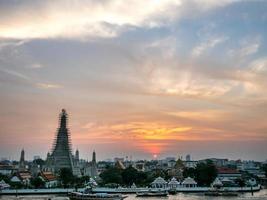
[36,83,63,89]
[0,0,235,40]
[192,36,228,57]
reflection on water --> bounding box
[1,190,266,200]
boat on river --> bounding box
[68,192,128,200]
[204,191,238,197]
[168,189,177,195]
[136,191,168,197]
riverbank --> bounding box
[0,185,261,195]
[0,190,267,200]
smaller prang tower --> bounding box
[75,149,79,161]
[91,151,98,178]
[19,149,26,171]
[49,109,74,172]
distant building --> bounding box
[167,160,176,168]
[217,167,241,180]
[0,164,15,175]
[114,157,124,163]
[134,161,145,172]
[0,157,9,162]
[97,161,111,174]
[209,158,228,167]
[183,161,198,168]
[238,160,263,176]
[165,157,176,162]
[33,156,41,160]
[186,154,191,161]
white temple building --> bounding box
[86,177,98,187]
[211,177,223,188]
[168,177,180,189]
[151,177,168,188]
[131,183,137,188]
[0,180,10,190]
[181,177,197,188]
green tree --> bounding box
[262,164,267,177]
[121,166,148,186]
[195,160,217,186]
[183,167,196,178]
[153,169,166,179]
[141,171,156,186]
[73,176,90,188]
[235,178,246,188]
[100,167,122,185]
[10,181,23,189]
[175,158,185,169]
[30,177,45,188]
[122,166,138,186]
[34,158,45,166]
[0,174,10,184]
[136,171,148,186]
[59,168,75,188]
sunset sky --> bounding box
[0,0,267,161]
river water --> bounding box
[1,190,267,200]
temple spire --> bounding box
[91,150,98,178]
[20,148,25,162]
[59,109,67,129]
[19,148,26,171]
[50,109,74,173]
[75,149,79,160]
[92,150,96,163]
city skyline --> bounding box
[0,1,267,161]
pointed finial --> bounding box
[59,109,68,129]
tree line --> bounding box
[99,160,218,187]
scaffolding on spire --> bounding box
[48,109,74,173]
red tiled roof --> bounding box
[40,172,57,181]
[18,171,32,180]
[0,165,14,170]
[217,167,240,174]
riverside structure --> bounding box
[0,185,261,195]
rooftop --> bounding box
[217,167,240,174]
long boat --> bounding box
[204,191,238,197]
[136,191,168,197]
[68,192,128,200]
